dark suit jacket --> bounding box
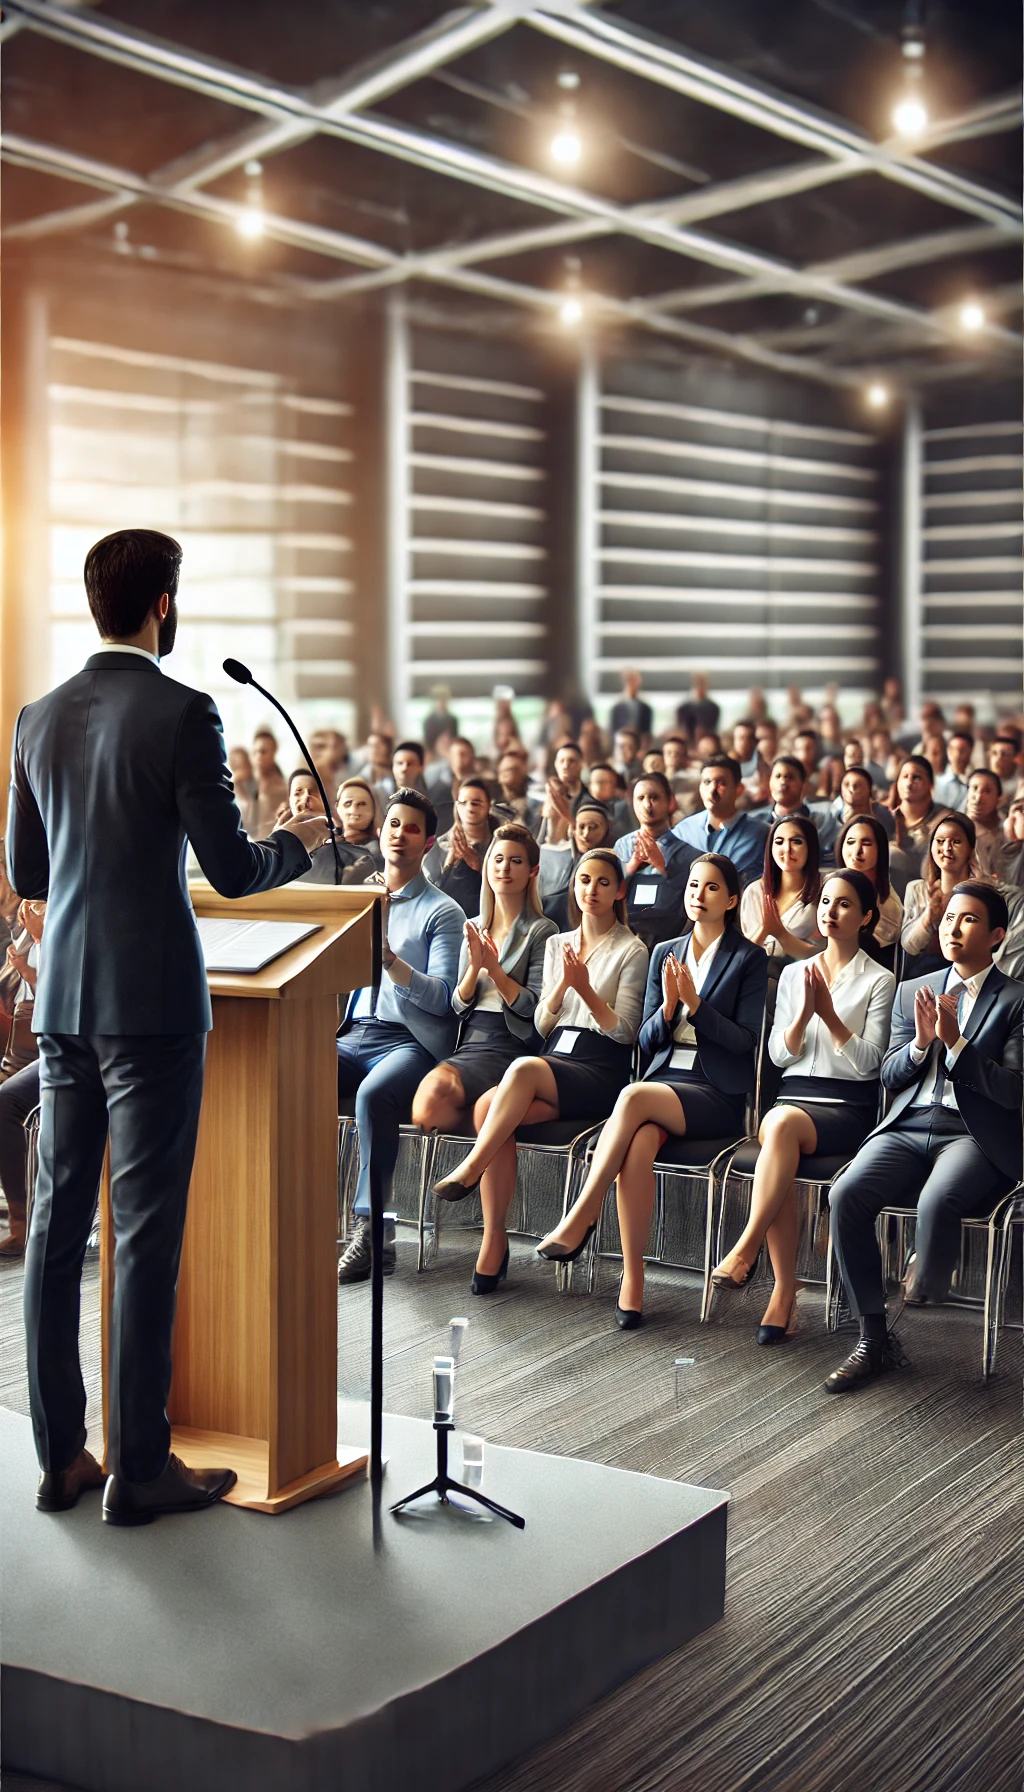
[638,927,768,1096]
[8,652,311,1035]
[875,965,1024,1182]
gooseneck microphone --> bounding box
[223,658,343,884]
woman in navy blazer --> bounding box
[538,853,768,1326]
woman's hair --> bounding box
[821,868,882,957]
[337,777,383,838]
[479,824,543,929]
[835,814,891,904]
[924,810,977,889]
[761,814,820,908]
[567,847,628,928]
[571,802,612,852]
[688,851,742,928]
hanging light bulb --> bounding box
[235,159,265,241]
[550,128,582,167]
[959,299,985,334]
[866,383,890,411]
[892,22,929,139]
[559,295,584,327]
[549,84,583,170]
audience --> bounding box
[423,777,497,916]
[713,869,894,1343]
[740,816,823,966]
[672,755,768,888]
[888,756,950,889]
[610,668,653,752]
[901,814,982,977]
[614,772,695,950]
[835,816,903,962]
[675,672,720,742]
[539,801,613,924]
[537,854,766,1327]
[966,768,1007,878]
[251,728,288,834]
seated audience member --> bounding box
[887,755,950,888]
[761,755,814,824]
[641,748,665,776]
[610,668,653,752]
[279,766,328,825]
[492,711,522,760]
[817,704,844,760]
[431,851,649,1289]
[427,732,476,792]
[866,727,896,791]
[540,802,612,923]
[228,746,258,834]
[615,772,696,950]
[747,687,769,725]
[672,754,768,889]
[965,768,1006,879]
[1000,796,1024,888]
[836,816,903,962]
[713,870,894,1341]
[901,813,983,977]
[612,727,643,784]
[412,831,556,1275]
[390,740,429,799]
[756,717,779,761]
[309,727,350,789]
[842,738,866,770]
[989,734,1021,803]
[537,742,589,844]
[423,687,459,758]
[585,763,632,840]
[424,777,496,916]
[934,730,974,812]
[336,791,464,1285]
[921,731,948,789]
[830,765,895,842]
[358,728,394,794]
[579,715,607,769]
[494,748,539,831]
[792,729,824,797]
[537,854,766,1327]
[333,776,384,876]
[826,881,1024,1392]
[1,898,44,1083]
[740,816,822,968]
[551,740,587,811]
[731,719,762,783]
[693,729,723,762]
[251,728,288,833]
[0,1057,40,1257]
[0,894,45,1252]
[675,673,720,743]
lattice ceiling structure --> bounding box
[2,0,1021,390]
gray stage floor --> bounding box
[2,1227,1022,1792]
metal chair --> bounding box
[827,1184,1024,1379]
[336,1096,425,1245]
[707,1135,854,1324]
[416,1118,603,1275]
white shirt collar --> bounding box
[946,960,994,999]
[95,642,161,668]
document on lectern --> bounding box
[195,916,321,973]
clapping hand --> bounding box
[561,941,591,994]
[448,824,482,872]
[545,778,574,825]
[809,961,838,1025]
[914,984,938,1050]
[5,944,28,980]
[795,964,817,1032]
[476,926,500,975]
[662,952,683,1017]
[935,989,962,1050]
[638,828,666,874]
[762,891,785,941]
[675,954,700,1014]
[464,920,487,973]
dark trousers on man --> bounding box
[829,1105,1008,1316]
[0,1059,41,1227]
[24,1033,205,1481]
[337,1021,434,1218]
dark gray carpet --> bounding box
[1,1227,1022,1792]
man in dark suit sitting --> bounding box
[826,880,1024,1393]
[8,529,325,1522]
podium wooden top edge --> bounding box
[187,876,381,1001]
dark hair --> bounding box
[763,815,820,908]
[567,848,628,928]
[253,727,277,746]
[450,736,475,754]
[996,724,1022,749]
[794,728,819,746]
[948,730,974,749]
[457,776,493,803]
[384,786,437,838]
[835,814,891,904]
[771,754,805,782]
[968,766,1002,798]
[821,869,882,954]
[572,802,612,849]
[732,717,756,734]
[83,529,182,639]
[633,771,673,805]
[950,879,1009,934]
[662,735,688,749]
[394,740,425,764]
[589,761,617,780]
[688,850,742,927]
[554,740,583,758]
[841,764,874,796]
[925,810,976,887]
[701,753,741,787]
[287,766,319,791]
[900,753,934,786]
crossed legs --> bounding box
[444,1058,562,1276]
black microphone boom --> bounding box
[223,658,343,883]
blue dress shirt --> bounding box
[670,809,768,889]
[349,870,464,1058]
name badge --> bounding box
[632,882,659,907]
[552,1029,581,1056]
[670,1047,697,1072]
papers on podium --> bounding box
[195,916,321,973]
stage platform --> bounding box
[1,1402,728,1792]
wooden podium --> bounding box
[101,879,383,1513]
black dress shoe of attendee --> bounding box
[433,1174,481,1203]
[472,1244,509,1297]
[756,1295,799,1347]
[36,1447,106,1513]
[337,1217,397,1285]
[824,1335,893,1394]
[536,1221,596,1264]
[614,1301,644,1331]
[102,1454,237,1527]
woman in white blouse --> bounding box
[836,815,903,964]
[740,815,822,967]
[901,812,983,978]
[432,849,648,1292]
[712,868,895,1345]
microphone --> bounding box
[223,659,343,883]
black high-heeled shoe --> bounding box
[536,1221,596,1264]
[615,1275,644,1330]
[471,1244,509,1296]
[433,1173,481,1203]
[756,1294,799,1347]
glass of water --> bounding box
[460,1434,484,1488]
[432,1356,455,1423]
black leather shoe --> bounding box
[471,1244,509,1296]
[433,1174,481,1203]
[536,1221,596,1264]
[902,1252,927,1306]
[614,1274,644,1330]
[824,1335,892,1394]
[102,1453,237,1526]
[36,1447,106,1513]
[337,1217,397,1285]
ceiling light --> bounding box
[892,93,929,138]
[866,383,889,410]
[559,295,584,328]
[235,206,265,240]
[959,300,985,333]
[892,21,928,140]
[550,129,582,167]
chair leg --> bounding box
[337,1118,356,1244]
[700,1162,724,1325]
[417,1131,442,1272]
[981,1214,999,1381]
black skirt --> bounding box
[441,1012,529,1106]
[773,1074,879,1156]
[660,1071,746,1140]
[542,1026,632,1121]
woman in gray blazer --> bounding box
[412,821,556,1142]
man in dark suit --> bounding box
[826,880,1024,1393]
[8,529,326,1523]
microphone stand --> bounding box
[223,664,344,885]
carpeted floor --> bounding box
[1,1226,1022,1792]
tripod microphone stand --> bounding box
[390,1419,525,1530]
